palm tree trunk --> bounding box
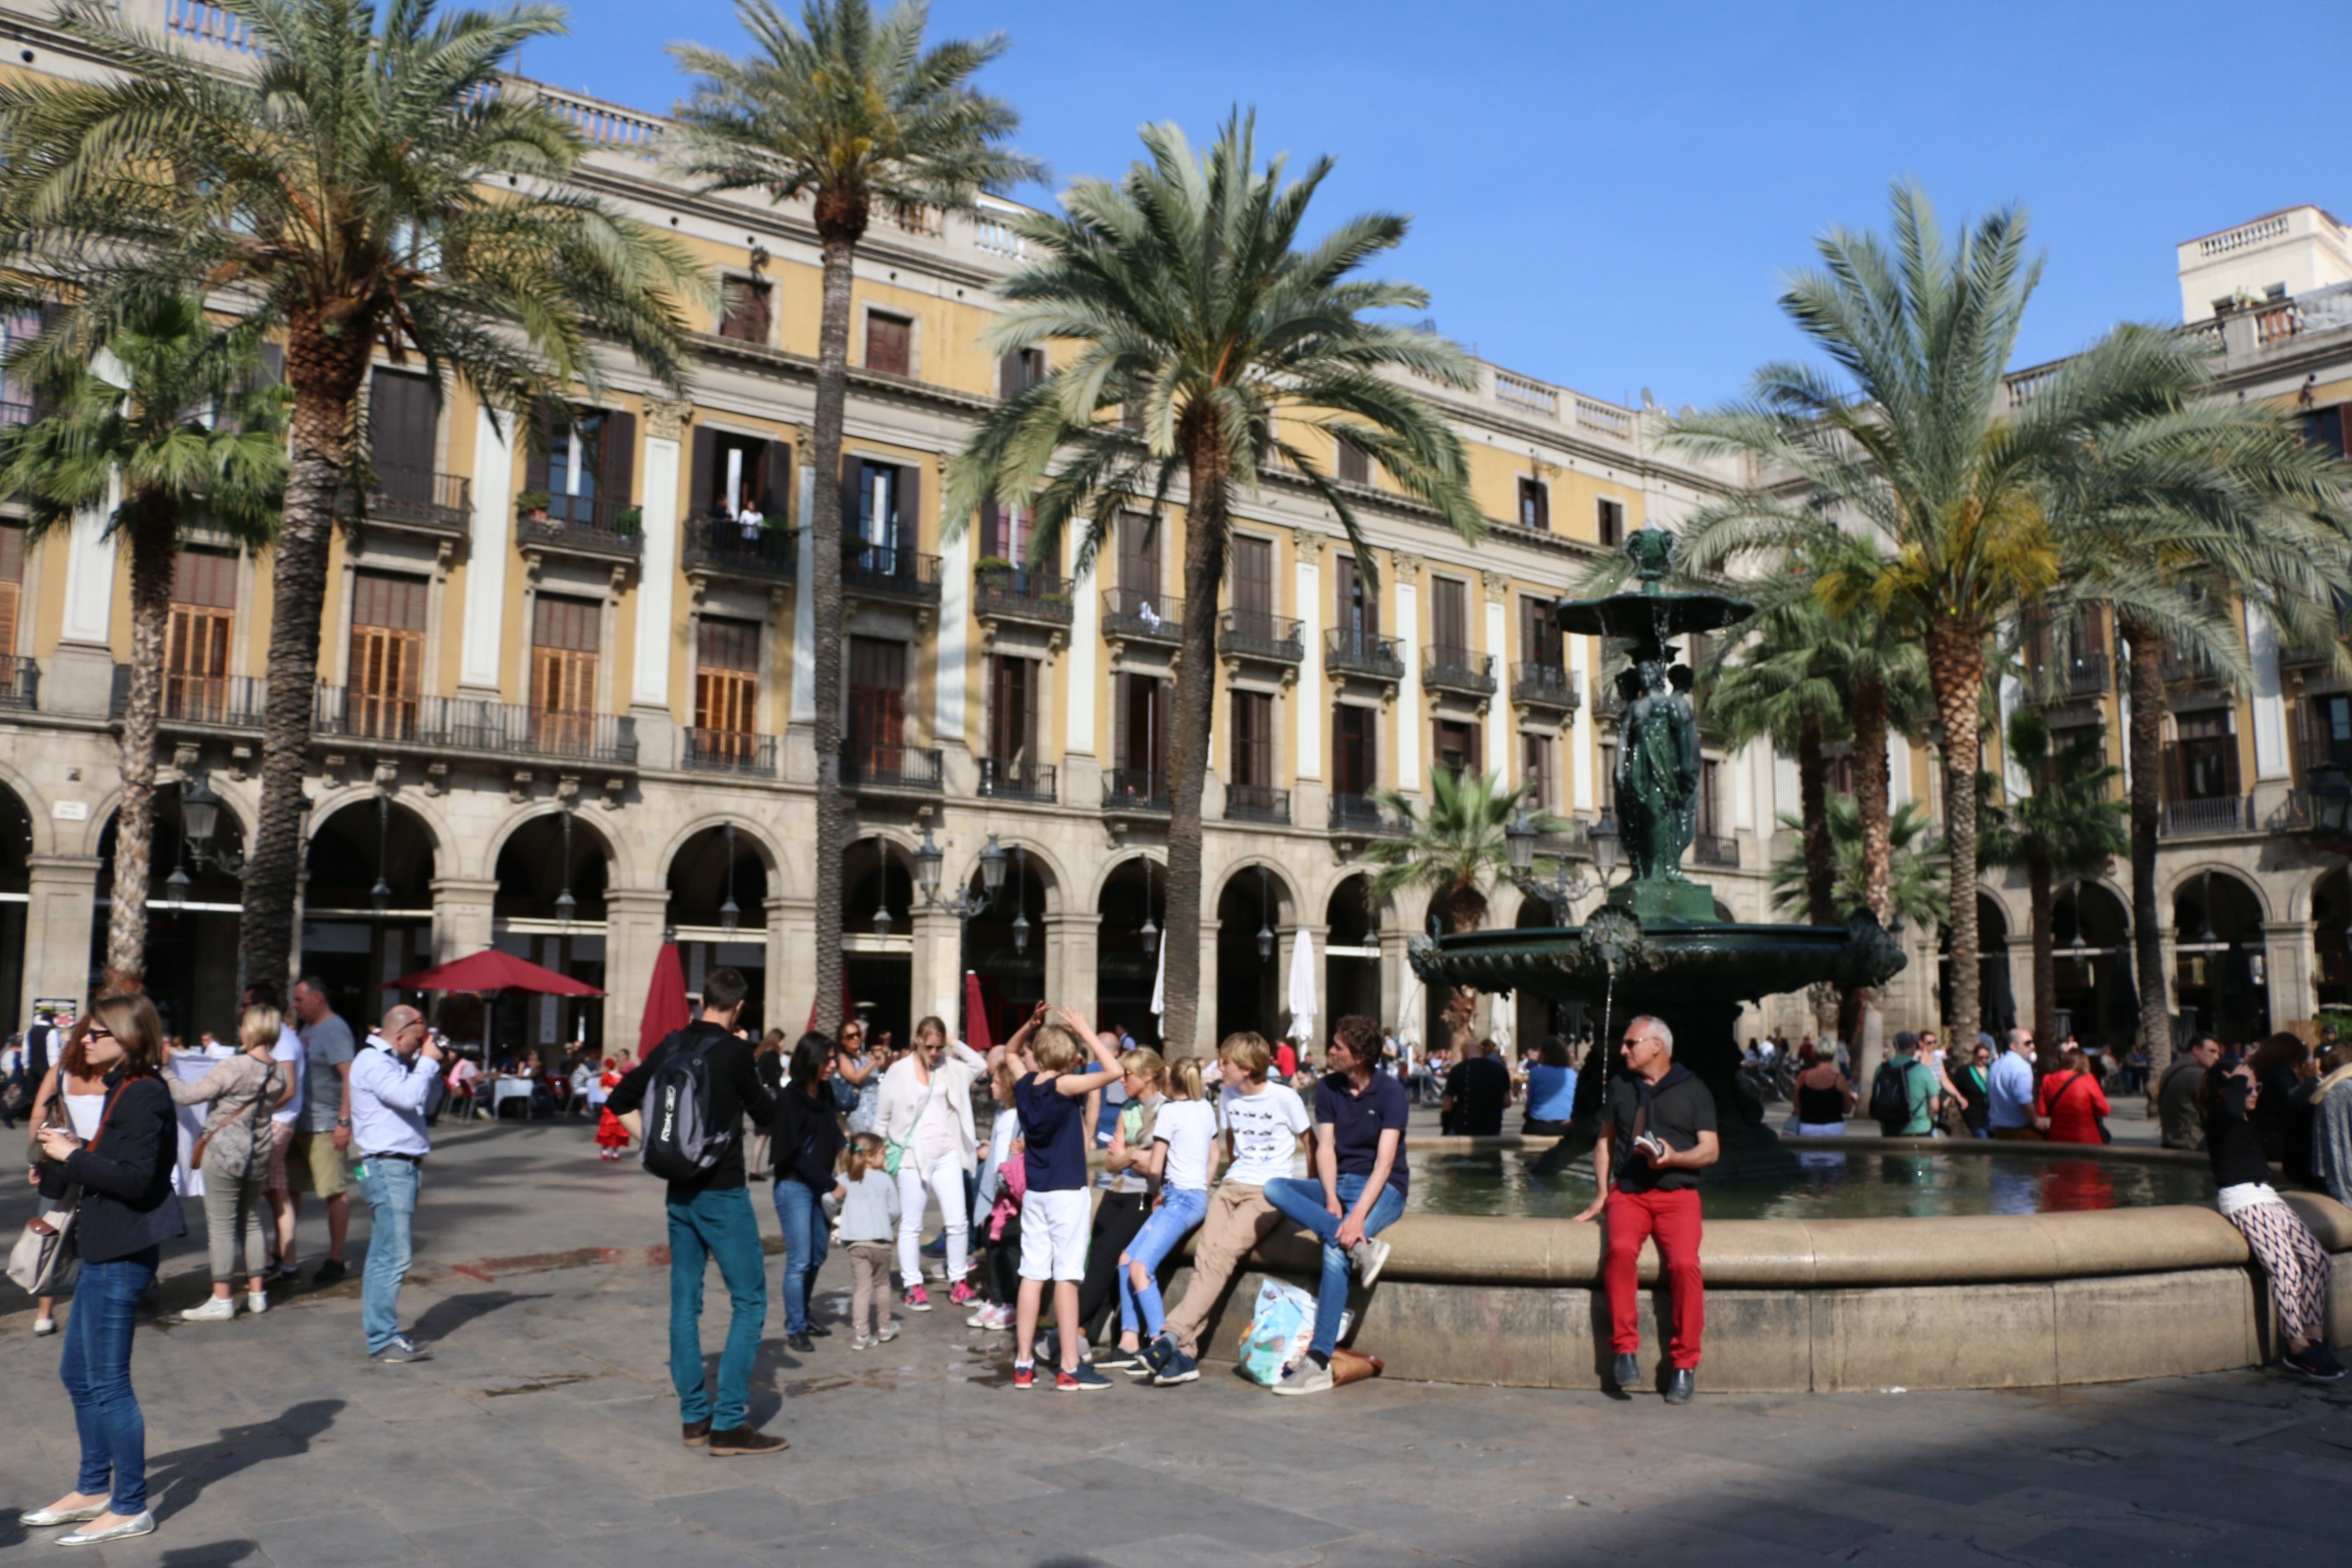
[2121,618,2171,1096]
[240,324,368,990]
[2028,851,2056,1052]
[1925,616,1985,1047]
[1160,432,1230,1055]
[1793,714,1838,1044]
[807,222,858,1038]
[107,494,175,986]
[1850,674,1894,1091]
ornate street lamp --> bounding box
[178,772,245,873]
[913,824,944,901]
[978,834,1009,898]
[370,792,394,916]
[1256,863,1274,960]
[718,821,740,935]
[1504,806,1539,874]
[1011,846,1031,954]
[1588,808,1621,886]
[554,806,577,933]
[1139,859,1158,955]
[872,835,894,938]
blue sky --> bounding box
[527,0,2352,409]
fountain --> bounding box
[1409,526,1906,1178]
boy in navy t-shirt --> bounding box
[1012,1005,1124,1390]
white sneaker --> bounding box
[247,1292,270,1315]
[1350,1238,1392,1288]
[181,1295,238,1322]
[33,1316,57,1336]
[1270,1357,1335,1397]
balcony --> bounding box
[841,741,942,792]
[1325,628,1404,683]
[682,726,778,777]
[1328,793,1404,836]
[1691,832,1741,868]
[974,564,1074,628]
[518,496,643,564]
[309,686,639,765]
[0,655,38,711]
[2279,638,2339,672]
[1218,610,1304,665]
[683,518,797,583]
[844,541,943,604]
[2159,795,2249,837]
[1102,769,1170,814]
[1102,588,1182,646]
[2301,727,2352,776]
[1511,662,1580,714]
[979,757,1058,803]
[113,668,267,730]
[366,468,471,538]
[2156,647,2224,687]
[1422,644,1497,698]
[1225,784,1290,824]
[2058,654,2110,698]
[1591,672,1626,722]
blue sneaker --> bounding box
[1056,1361,1114,1392]
[921,1232,947,1257]
[1137,1333,1177,1378]
[1152,1346,1200,1385]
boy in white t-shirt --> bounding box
[1147,1031,1310,1386]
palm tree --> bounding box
[1977,708,2127,1052]
[1360,767,1566,1051]
[1699,591,1847,928]
[943,114,1482,1052]
[0,300,287,986]
[1671,184,2251,1049]
[1769,795,1948,932]
[0,0,704,989]
[668,0,1038,1036]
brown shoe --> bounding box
[682,1418,712,1447]
[707,1426,788,1456]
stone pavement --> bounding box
[4,1121,2347,1568]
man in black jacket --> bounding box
[607,968,783,1456]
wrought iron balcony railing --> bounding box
[979,758,1057,802]
[1324,628,1404,681]
[1422,643,1497,698]
[1102,588,1182,644]
[1225,784,1290,824]
[1218,609,1304,663]
[683,518,798,580]
[683,726,778,776]
[1102,769,1170,813]
[841,741,943,790]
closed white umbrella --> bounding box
[1149,934,1165,1019]
[1396,974,1424,1051]
[1488,991,1513,1060]
[1286,927,1317,1044]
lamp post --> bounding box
[177,772,246,874]
[369,792,393,917]
[553,805,577,934]
[718,821,740,935]
[1139,858,1158,954]
[916,827,1010,1040]
[871,834,894,938]
[1505,806,1597,925]
[1256,863,1274,960]
[1588,809,1621,889]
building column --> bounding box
[458,405,515,700]
[775,892,818,1024]
[2262,919,2318,1031]
[603,888,670,1055]
[630,403,686,771]
[24,854,99,1008]
[2156,931,2183,1038]
[764,894,791,1025]
[428,876,499,966]
[1047,912,1099,1033]
[2006,933,2040,1033]
[911,902,962,1037]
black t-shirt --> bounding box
[1605,1066,1718,1193]
[607,1023,777,1199]
[1444,1055,1512,1135]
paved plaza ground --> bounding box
[3,1119,2346,1568]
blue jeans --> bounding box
[771,1178,830,1335]
[1118,1186,1207,1338]
[355,1157,421,1354]
[60,1248,158,1515]
[1265,1173,1406,1359]
[666,1185,767,1431]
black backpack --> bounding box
[1868,1059,1913,1134]
[640,1031,731,1182]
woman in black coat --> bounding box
[21,992,186,1547]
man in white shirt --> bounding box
[349,1006,442,1363]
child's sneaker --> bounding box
[1012,1362,1036,1390]
[877,1322,900,1343]
[979,1304,1014,1331]
[966,1302,994,1327]
[1057,1362,1114,1392]
[903,1284,932,1312]
[851,1332,875,1351]
[949,1278,977,1307]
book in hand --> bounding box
[1632,1133,1670,1164]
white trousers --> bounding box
[896,1152,969,1288]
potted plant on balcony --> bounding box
[614,505,643,536]
[516,487,551,524]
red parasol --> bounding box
[640,942,690,1054]
[805,970,856,1034]
[393,949,603,995]
[963,971,993,1057]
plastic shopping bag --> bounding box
[1236,1279,1318,1387]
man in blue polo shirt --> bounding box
[1262,1014,1409,1396]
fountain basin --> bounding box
[1163,1170,2352,1392]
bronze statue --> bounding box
[1614,654,1702,882]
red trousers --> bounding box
[1603,1186,1704,1369]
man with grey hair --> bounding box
[1574,1014,1718,1405]
[1988,1026,2043,1140]
[348,1004,442,1363]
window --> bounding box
[847,635,908,774]
[1113,672,1165,785]
[990,655,1040,769]
[865,311,913,376]
[1521,732,1552,811]
[348,571,426,739]
[848,459,916,562]
[1517,477,1550,531]
[1432,717,1479,778]
[1334,705,1376,798]
[2303,405,2346,457]
[1231,689,1274,788]
[1335,554,1378,647]
[1117,512,1160,602]
[1699,758,1722,839]
[167,550,238,722]
[997,346,1045,400]
[695,431,787,524]
[0,309,43,426]
[2310,693,2352,772]
[979,499,1032,565]
[1230,536,1274,639]
[1431,577,1469,655]
[527,404,635,531]
[1596,497,1625,547]
[695,617,761,763]
[1519,595,1560,670]
[369,368,438,509]
[2166,710,2238,801]
[1599,740,1617,811]
[719,276,772,344]
[0,524,23,655]
[530,594,600,750]
[1335,436,1369,485]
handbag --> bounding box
[6,1200,78,1294]
[885,1070,940,1178]
[193,1059,279,1177]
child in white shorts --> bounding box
[1012,1005,1124,1390]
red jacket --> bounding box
[2037,1069,2111,1145]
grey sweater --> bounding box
[836,1167,901,1245]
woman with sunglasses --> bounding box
[20,993,187,1547]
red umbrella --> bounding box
[640,942,690,1055]
[394,949,603,995]
[963,971,993,1057]
[805,970,855,1034]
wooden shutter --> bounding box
[762,440,792,524]
[1336,437,1368,485]
[1522,733,1551,810]
[991,655,1037,765]
[349,571,427,739]
[369,368,438,505]
[895,463,919,563]
[0,524,23,655]
[689,425,718,519]
[847,635,907,772]
[866,313,910,375]
[602,410,636,517]
[1118,513,1158,602]
[1231,690,1271,788]
[841,456,867,550]
[1433,578,1467,652]
[1232,536,1272,626]
[720,277,772,343]
[1335,555,1378,641]
[530,594,600,751]
[998,350,1023,401]
[695,617,760,763]
[1520,596,1559,668]
[523,399,554,497]
[1519,478,1550,531]
[1335,705,1374,796]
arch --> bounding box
[306,796,440,913]
[2315,867,2350,1011]
[0,760,57,858]
[666,822,778,1036]
[652,812,784,883]
[491,809,616,923]
[2050,877,2135,1050]
[304,783,453,861]
[1214,858,1299,928]
[1096,855,1163,1045]
[1085,845,1165,912]
[2170,867,2268,1044]
[980,835,1071,918]
[94,791,249,1041]
[1214,861,1294,1044]
[0,778,32,1031]
[484,799,637,891]
[2162,861,2274,926]
[1514,893,1558,928]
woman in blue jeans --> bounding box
[1113,1056,1220,1363]
[770,1032,845,1352]
[24,992,185,1548]
[1263,1015,1409,1396]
